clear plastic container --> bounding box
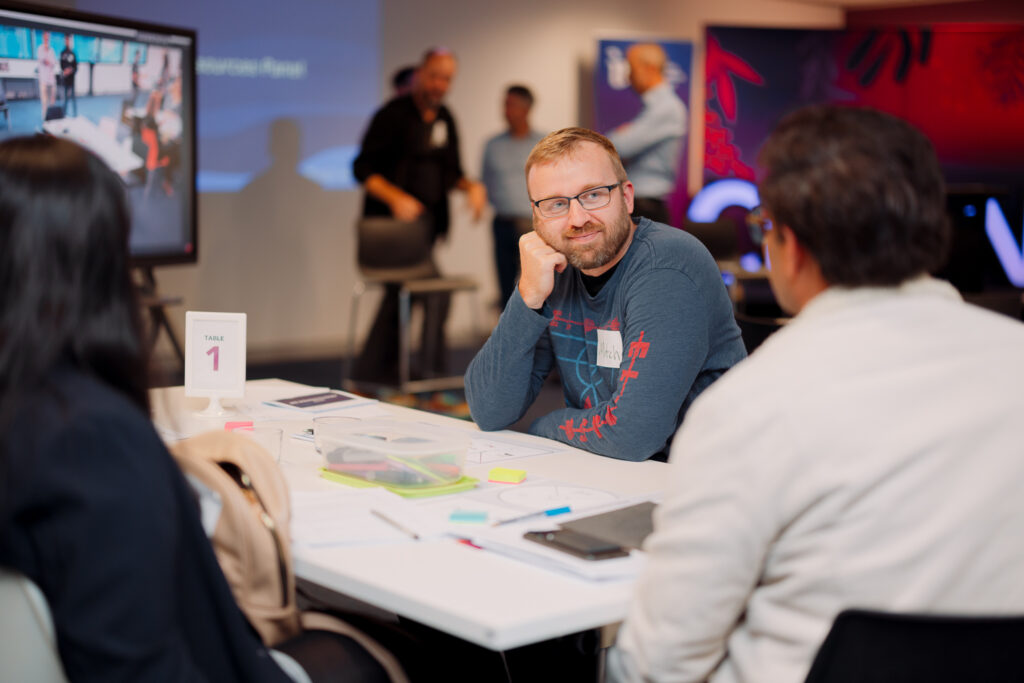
[318,419,468,487]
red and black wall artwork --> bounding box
[703,25,1024,292]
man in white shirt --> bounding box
[607,43,686,226]
[36,31,58,121]
[608,105,1024,682]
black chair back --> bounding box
[733,311,786,354]
[355,215,436,281]
[357,216,431,268]
[804,608,1024,683]
[683,217,738,261]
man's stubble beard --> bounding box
[538,203,633,271]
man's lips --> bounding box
[566,229,601,243]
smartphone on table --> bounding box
[523,528,629,561]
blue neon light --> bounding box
[984,198,1024,287]
[689,182,1022,288]
[687,179,760,222]
[740,252,764,272]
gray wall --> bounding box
[49,0,843,365]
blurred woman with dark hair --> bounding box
[0,136,395,682]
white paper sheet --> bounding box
[289,489,447,548]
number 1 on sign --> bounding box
[206,345,219,371]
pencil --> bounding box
[370,509,420,540]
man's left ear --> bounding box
[621,180,635,214]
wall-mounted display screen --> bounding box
[0,1,197,267]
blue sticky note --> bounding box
[449,509,488,524]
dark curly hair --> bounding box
[758,105,951,286]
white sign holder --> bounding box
[184,311,247,416]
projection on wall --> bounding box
[78,0,379,192]
[693,25,1024,290]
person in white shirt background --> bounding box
[36,31,58,121]
[608,104,1024,683]
[606,43,687,227]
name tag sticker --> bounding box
[430,119,448,147]
[596,329,623,368]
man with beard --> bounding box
[465,128,745,460]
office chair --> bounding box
[733,310,787,354]
[44,103,65,121]
[683,217,739,262]
[0,568,69,683]
[803,608,1024,683]
[344,215,480,394]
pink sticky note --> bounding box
[224,421,253,431]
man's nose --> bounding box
[566,197,591,226]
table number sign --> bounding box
[185,311,246,415]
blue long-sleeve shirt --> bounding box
[465,218,746,461]
[481,129,544,218]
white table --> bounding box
[151,379,667,651]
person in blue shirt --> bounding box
[481,84,545,307]
[465,128,745,461]
[607,43,687,226]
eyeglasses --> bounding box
[746,205,774,246]
[531,183,622,218]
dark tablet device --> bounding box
[523,529,630,561]
[559,501,657,551]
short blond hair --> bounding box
[525,127,628,186]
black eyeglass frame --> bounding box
[530,182,623,218]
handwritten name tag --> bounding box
[596,329,623,368]
[430,119,448,147]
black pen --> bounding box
[370,509,420,540]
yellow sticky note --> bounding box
[488,467,526,484]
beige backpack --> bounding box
[171,431,408,682]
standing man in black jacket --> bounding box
[60,35,78,117]
[351,47,486,383]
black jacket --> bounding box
[0,366,290,682]
[352,94,465,239]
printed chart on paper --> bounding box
[467,434,564,464]
[496,484,618,511]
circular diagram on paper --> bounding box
[497,485,617,511]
